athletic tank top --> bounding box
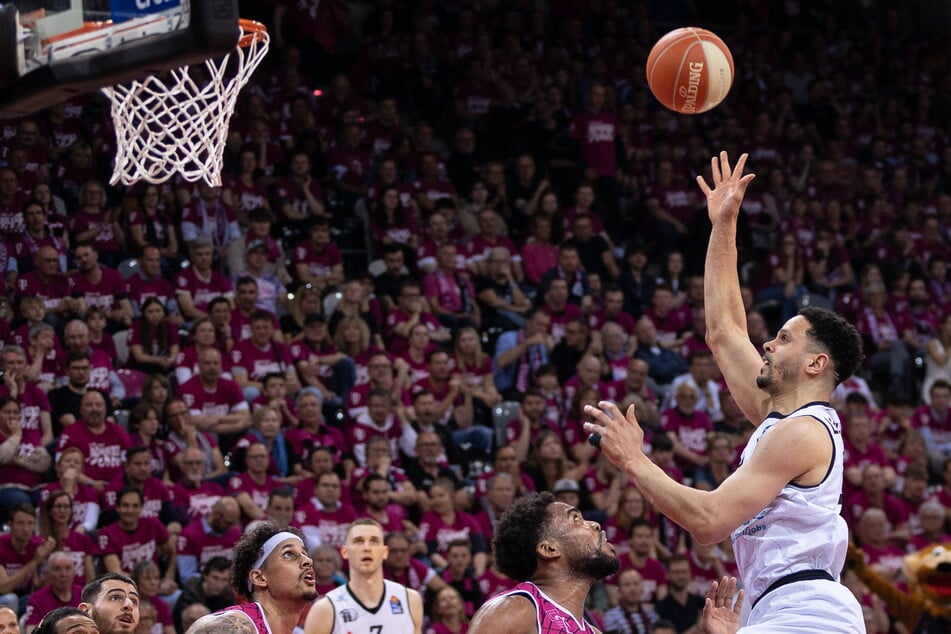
[221,602,273,634]
[731,401,848,604]
[485,581,595,633]
[325,579,414,634]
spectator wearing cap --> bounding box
[292,217,343,294]
[233,240,289,316]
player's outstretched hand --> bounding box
[583,401,645,470]
[701,576,744,634]
[696,151,755,226]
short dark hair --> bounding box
[202,556,231,577]
[492,492,556,581]
[798,306,864,386]
[231,523,305,598]
[250,310,273,324]
[81,572,136,604]
[362,473,389,493]
[116,486,144,506]
[35,607,89,634]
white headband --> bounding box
[248,531,303,592]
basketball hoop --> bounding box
[102,19,269,187]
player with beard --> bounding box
[304,519,423,634]
[78,573,141,634]
[584,153,866,632]
[469,491,619,633]
[186,524,316,634]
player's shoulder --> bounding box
[185,609,255,634]
[469,592,537,633]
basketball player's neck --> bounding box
[348,572,384,606]
[531,571,592,622]
[767,382,830,417]
[260,593,309,634]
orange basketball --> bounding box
[646,27,734,115]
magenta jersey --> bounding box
[97,517,169,572]
[175,267,233,312]
[102,475,171,518]
[384,557,436,596]
[128,273,176,314]
[38,483,101,531]
[292,500,358,548]
[349,413,404,467]
[15,270,73,310]
[170,480,224,521]
[177,375,248,419]
[612,555,667,604]
[488,581,598,632]
[221,602,274,634]
[227,472,286,517]
[0,534,45,594]
[231,339,293,382]
[69,267,128,310]
[57,421,132,483]
[420,510,486,556]
[292,240,341,279]
[58,530,95,586]
[660,408,713,455]
[23,583,84,626]
[177,520,241,569]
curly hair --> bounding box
[491,491,556,581]
[799,306,864,386]
[230,522,305,599]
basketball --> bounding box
[646,27,734,115]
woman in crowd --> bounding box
[37,447,100,533]
[523,430,585,495]
[451,327,502,410]
[370,184,419,260]
[174,318,233,386]
[0,396,51,516]
[140,374,171,433]
[328,278,384,348]
[427,586,469,634]
[131,560,176,634]
[127,184,179,260]
[128,297,180,375]
[69,180,124,266]
[280,283,324,342]
[333,314,386,387]
[38,490,96,586]
[128,403,168,482]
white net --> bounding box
[103,20,269,187]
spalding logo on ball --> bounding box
[646,27,734,114]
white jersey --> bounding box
[731,402,848,605]
[324,579,414,634]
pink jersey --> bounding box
[0,534,45,594]
[128,321,179,357]
[477,567,517,600]
[57,421,132,483]
[289,338,338,382]
[542,303,585,343]
[571,111,619,178]
[489,581,599,632]
[292,500,359,548]
[231,339,293,382]
[177,519,241,570]
[227,472,286,516]
[221,602,273,634]
[69,267,128,310]
[0,387,46,488]
[102,475,171,519]
[174,347,234,384]
[59,530,95,586]
[127,273,177,315]
[384,309,443,355]
[38,483,100,531]
[384,557,437,596]
[170,480,224,521]
[911,405,951,447]
[175,268,233,313]
[611,554,667,604]
[285,425,348,464]
[349,413,404,467]
[292,240,342,280]
[177,376,248,419]
[419,510,486,557]
[96,516,169,572]
[23,583,84,626]
[660,408,713,455]
[15,270,73,311]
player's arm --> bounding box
[469,594,539,634]
[302,597,335,634]
[185,610,258,634]
[697,152,770,423]
[408,588,424,634]
[586,401,833,546]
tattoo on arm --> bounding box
[186,611,256,634]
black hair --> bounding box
[202,556,231,577]
[491,491,556,581]
[34,607,89,634]
[81,572,137,604]
[231,522,306,599]
[798,306,864,386]
[116,486,144,506]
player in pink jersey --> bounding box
[186,524,317,634]
[469,491,619,633]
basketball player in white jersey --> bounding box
[584,152,866,632]
[304,518,424,634]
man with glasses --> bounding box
[385,279,451,355]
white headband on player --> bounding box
[248,531,304,592]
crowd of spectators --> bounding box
[1,0,951,632]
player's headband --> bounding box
[248,531,304,592]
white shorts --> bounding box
[740,578,865,633]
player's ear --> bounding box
[78,602,92,615]
[536,537,559,561]
[248,568,266,591]
[805,351,830,377]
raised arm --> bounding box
[186,610,258,634]
[697,152,770,423]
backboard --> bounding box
[0,0,242,118]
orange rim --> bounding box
[238,18,268,48]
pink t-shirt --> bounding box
[57,421,132,483]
